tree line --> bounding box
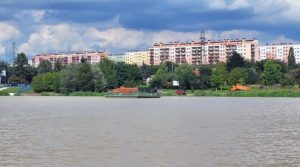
[1,47,300,94]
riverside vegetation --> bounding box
[1,47,300,97]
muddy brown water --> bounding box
[0,97,299,167]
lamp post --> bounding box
[0,68,6,86]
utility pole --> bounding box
[200,30,206,65]
[12,42,16,67]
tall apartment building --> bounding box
[149,39,259,65]
[108,54,125,63]
[30,51,108,67]
[259,43,300,63]
[125,50,150,66]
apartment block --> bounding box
[125,50,150,66]
[259,43,300,63]
[30,51,108,67]
[108,54,125,63]
[149,39,259,65]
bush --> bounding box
[8,75,28,84]
[32,72,60,93]
[228,67,247,85]
[0,91,9,96]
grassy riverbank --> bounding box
[2,86,300,97]
[161,87,300,97]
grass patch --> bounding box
[0,87,19,96]
[193,87,300,97]
[68,91,105,96]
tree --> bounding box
[228,67,247,85]
[227,51,245,71]
[37,60,52,74]
[13,53,28,80]
[60,64,80,94]
[32,72,60,93]
[54,59,63,72]
[210,63,228,90]
[288,47,296,69]
[115,62,142,87]
[0,61,12,84]
[25,65,38,83]
[151,68,170,88]
[140,63,156,81]
[91,65,107,92]
[262,60,282,85]
[291,68,300,87]
[98,58,118,89]
[60,63,107,94]
[245,68,259,85]
[175,64,196,89]
[282,72,295,87]
[197,65,213,89]
[77,62,94,91]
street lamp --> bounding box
[0,68,7,86]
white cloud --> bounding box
[0,22,20,42]
[19,23,264,56]
[228,0,250,10]
[0,44,5,55]
[271,35,300,44]
[282,0,300,22]
[19,24,90,54]
[85,27,145,49]
[14,10,49,22]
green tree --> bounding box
[140,63,156,81]
[25,65,38,83]
[115,62,142,87]
[262,60,282,85]
[291,68,300,87]
[227,51,245,71]
[197,65,213,89]
[91,65,107,92]
[151,68,170,88]
[245,68,259,85]
[211,64,228,90]
[13,53,28,80]
[99,58,118,89]
[228,67,247,85]
[282,72,295,87]
[54,59,63,72]
[0,61,12,84]
[60,63,107,94]
[37,60,52,74]
[175,64,196,89]
[60,64,79,94]
[32,72,60,93]
[288,47,296,69]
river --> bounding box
[0,97,299,167]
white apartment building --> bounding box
[259,44,300,63]
[125,50,150,66]
[149,39,259,65]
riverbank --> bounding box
[2,86,300,97]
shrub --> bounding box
[32,72,60,93]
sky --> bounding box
[0,0,300,60]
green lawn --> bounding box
[0,87,19,96]
[162,87,300,97]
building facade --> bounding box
[108,54,125,63]
[149,39,259,65]
[30,51,108,67]
[259,44,300,63]
[125,50,150,66]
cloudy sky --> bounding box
[0,0,300,60]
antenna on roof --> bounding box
[200,30,206,43]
